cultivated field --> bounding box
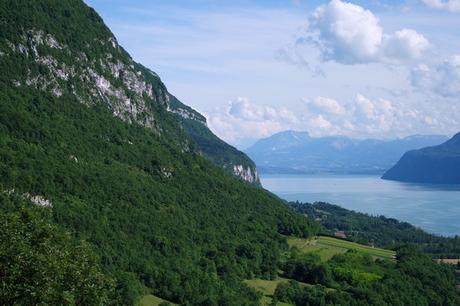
[287,236,396,261]
[244,278,300,306]
[438,259,460,265]
[138,295,177,306]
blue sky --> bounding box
[85,0,460,148]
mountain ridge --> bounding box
[383,132,460,184]
[246,130,448,174]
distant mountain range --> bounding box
[383,133,460,184]
[245,131,449,174]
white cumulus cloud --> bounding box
[382,29,430,62]
[421,0,460,12]
[308,96,347,115]
[290,0,429,65]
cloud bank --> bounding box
[206,98,299,147]
[411,55,460,97]
[207,94,456,147]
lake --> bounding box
[260,174,460,237]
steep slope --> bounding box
[383,133,460,184]
[0,0,257,184]
[0,193,113,305]
[0,0,317,304]
[169,96,259,184]
[246,131,448,174]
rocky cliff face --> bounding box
[2,17,258,183]
[7,29,164,129]
[232,164,259,184]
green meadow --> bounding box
[138,295,177,306]
[287,236,396,261]
[244,278,301,306]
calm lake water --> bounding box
[260,174,460,237]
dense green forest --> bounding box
[0,0,317,304]
[0,193,113,305]
[274,248,459,306]
[290,202,460,258]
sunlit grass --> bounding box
[287,236,396,261]
[244,278,300,306]
[137,295,176,306]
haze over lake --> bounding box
[261,174,460,237]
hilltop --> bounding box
[383,133,460,184]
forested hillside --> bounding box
[383,133,460,184]
[0,0,316,304]
[0,193,113,305]
[169,96,260,185]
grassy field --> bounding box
[288,236,396,261]
[438,259,460,265]
[137,295,176,306]
[244,278,296,306]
